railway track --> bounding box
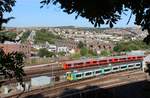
[2,69,146,98]
[1,60,142,85]
[57,72,146,98]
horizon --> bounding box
[5,25,138,29]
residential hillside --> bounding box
[4,26,148,59]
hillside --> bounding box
[34,29,62,44]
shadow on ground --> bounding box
[57,80,150,98]
[24,80,150,98]
[24,93,48,98]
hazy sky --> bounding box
[4,0,136,28]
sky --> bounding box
[4,0,136,28]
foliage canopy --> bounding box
[41,0,150,44]
[34,29,61,44]
[113,40,150,52]
[0,48,25,86]
[38,48,55,57]
[0,0,15,30]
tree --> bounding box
[101,50,111,56]
[0,31,20,43]
[113,40,150,52]
[41,0,150,44]
[77,41,86,49]
[38,48,55,57]
[0,48,25,87]
[80,47,88,56]
[88,49,98,56]
[58,51,66,56]
[0,0,25,88]
[71,52,81,59]
[0,0,16,30]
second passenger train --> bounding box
[66,62,142,81]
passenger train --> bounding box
[63,55,144,69]
[66,62,143,81]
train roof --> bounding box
[63,55,144,64]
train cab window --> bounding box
[68,74,71,77]
[95,70,102,74]
[76,74,82,78]
[85,72,92,76]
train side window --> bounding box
[76,74,82,78]
[68,64,71,67]
[113,67,118,70]
[99,60,107,63]
[121,66,127,69]
[114,59,118,61]
[95,70,102,74]
[109,59,112,62]
[136,64,141,66]
[86,62,90,64]
[85,72,92,76]
[104,69,111,72]
[132,57,136,59]
[79,63,83,65]
[137,57,143,59]
[120,58,126,61]
[128,64,134,67]
[93,61,97,63]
